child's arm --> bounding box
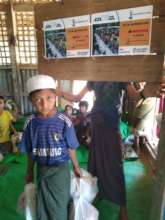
[26,153,35,183]
[9,121,17,135]
[68,148,81,177]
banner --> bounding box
[91,5,153,56]
[43,5,153,59]
[43,15,90,59]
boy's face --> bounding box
[0,99,5,112]
[31,89,56,117]
[66,106,73,116]
[79,105,87,114]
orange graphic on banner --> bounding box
[66,26,90,50]
[119,19,151,46]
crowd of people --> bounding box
[93,23,119,55]
[46,31,66,58]
[64,100,91,146]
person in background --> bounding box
[56,78,165,220]
[74,100,91,146]
[74,100,89,127]
[0,95,17,156]
[20,75,81,220]
[78,100,89,116]
[64,104,74,121]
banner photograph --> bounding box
[43,19,66,58]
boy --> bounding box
[0,96,17,155]
[74,101,91,146]
[78,101,89,115]
[21,74,81,220]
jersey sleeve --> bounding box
[23,115,34,130]
[19,122,32,153]
[65,123,79,149]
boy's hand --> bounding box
[18,192,26,209]
[73,166,82,178]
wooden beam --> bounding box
[0,65,12,70]
[37,53,164,82]
[18,64,38,69]
[35,0,165,80]
[13,4,34,12]
[0,4,9,11]
[35,0,165,29]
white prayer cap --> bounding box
[27,74,56,95]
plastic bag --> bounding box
[18,183,36,220]
[70,169,98,203]
[70,169,99,220]
[74,197,99,220]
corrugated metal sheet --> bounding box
[0,69,69,115]
[0,68,14,97]
[19,69,38,115]
[0,68,38,115]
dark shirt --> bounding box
[87,81,128,129]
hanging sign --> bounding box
[43,5,153,59]
[64,15,91,58]
[43,15,90,59]
[91,5,153,56]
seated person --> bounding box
[132,82,158,154]
[0,96,17,156]
[74,101,91,146]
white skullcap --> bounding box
[27,74,56,95]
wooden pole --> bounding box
[150,97,165,220]
[6,0,21,110]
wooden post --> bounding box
[150,98,165,220]
[6,0,21,109]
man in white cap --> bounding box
[21,74,81,220]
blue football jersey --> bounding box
[20,112,79,166]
